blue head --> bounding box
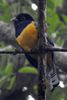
[12,13,34,37]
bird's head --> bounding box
[11,13,34,38]
[12,13,34,26]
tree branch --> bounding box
[38,0,47,99]
[0,21,18,48]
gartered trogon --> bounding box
[12,13,59,91]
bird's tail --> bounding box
[49,68,59,91]
[48,62,59,91]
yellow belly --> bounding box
[16,21,38,51]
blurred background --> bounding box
[0,0,67,100]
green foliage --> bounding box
[0,0,11,22]
[5,63,13,76]
[56,37,64,46]
[52,0,63,7]
[0,63,12,76]
[19,66,38,74]
[47,8,62,33]
[47,0,55,9]
[51,87,67,100]
[47,0,63,10]
[47,0,67,46]
[0,75,8,87]
[7,76,15,90]
[0,42,5,48]
[0,63,14,88]
[62,15,67,23]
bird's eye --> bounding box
[23,17,25,20]
[18,17,26,22]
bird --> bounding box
[12,13,59,91]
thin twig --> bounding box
[0,48,67,54]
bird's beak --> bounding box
[10,17,16,22]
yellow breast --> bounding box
[16,21,38,51]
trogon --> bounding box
[12,13,59,91]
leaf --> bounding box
[62,15,67,24]
[47,8,63,34]
[0,1,11,22]
[7,76,15,90]
[56,37,64,46]
[47,0,55,9]
[5,63,13,76]
[51,0,63,7]
[19,66,38,74]
[0,75,8,87]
